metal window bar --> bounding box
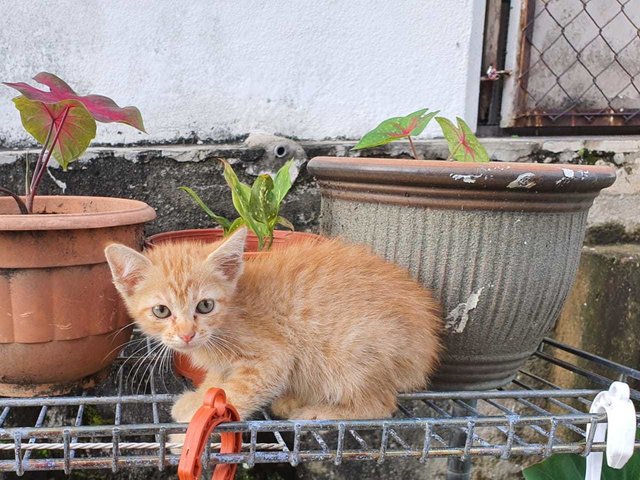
[509,0,640,128]
[0,337,638,477]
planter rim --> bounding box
[0,196,156,231]
[308,156,616,193]
[147,228,322,252]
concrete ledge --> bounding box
[1,136,638,236]
[2,135,640,165]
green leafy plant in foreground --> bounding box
[181,159,296,250]
[1,72,145,213]
[523,451,640,479]
[353,108,489,162]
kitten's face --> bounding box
[105,228,246,353]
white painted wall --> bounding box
[0,0,486,146]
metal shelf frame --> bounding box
[1,337,639,479]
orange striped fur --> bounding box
[105,228,442,422]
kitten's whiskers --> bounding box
[104,337,146,364]
[127,340,165,391]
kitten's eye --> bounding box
[196,299,215,314]
[152,305,171,319]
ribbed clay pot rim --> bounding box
[308,157,616,212]
[307,157,616,193]
[0,196,156,230]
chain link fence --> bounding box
[511,0,640,128]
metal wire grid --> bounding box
[513,0,640,127]
[0,337,638,476]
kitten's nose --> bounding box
[179,332,196,344]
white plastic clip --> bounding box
[585,381,637,480]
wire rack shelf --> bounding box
[0,336,638,477]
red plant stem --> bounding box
[29,121,55,195]
[0,187,28,214]
[26,107,70,213]
[407,135,420,160]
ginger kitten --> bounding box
[105,228,442,422]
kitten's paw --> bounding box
[271,394,304,418]
[171,390,203,423]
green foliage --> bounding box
[435,116,489,163]
[523,452,640,480]
[353,108,490,163]
[181,160,296,250]
[353,109,438,150]
[179,186,233,231]
[12,96,97,169]
[2,73,144,213]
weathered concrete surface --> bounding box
[552,244,640,390]
[0,0,486,145]
[0,139,320,236]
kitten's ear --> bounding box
[104,244,152,295]
[205,227,247,282]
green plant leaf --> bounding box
[221,160,253,220]
[409,109,440,137]
[456,117,489,162]
[249,174,277,224]
[273,160,295,204]
[277,216,294,230]
[227,217,246,234]
[523,452,640,480]
[435,116,489,163]
[353,109,438,150]
[221,159,251,209]
[13,96,97,169]
[250,174,281,250]
[218,159,296,249]
[220,159,266,246]
[178,186,232,232]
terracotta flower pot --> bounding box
[146,228,322,386]
[307,157,616,390]
[0,196,156,396]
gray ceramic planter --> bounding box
[307,157,616,390]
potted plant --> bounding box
[0,73,156,396]
[307,109,616,390]
[147,158,319,251]
[147,158,321,383]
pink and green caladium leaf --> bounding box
[353,108,439,150]
[435,117,490,163]
[4,72,145,132]
[13,96,96,169]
